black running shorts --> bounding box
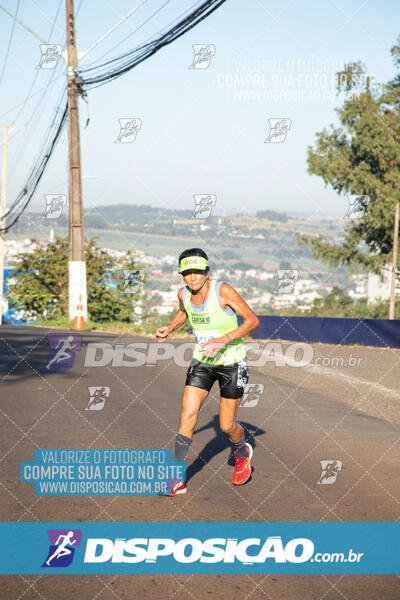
[185,357,250,399]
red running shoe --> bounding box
[232,442,253,486]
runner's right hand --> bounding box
[155,326,170,342]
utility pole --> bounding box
[389,201,399,320]
[0,123,8,325]
[66,0,87,321]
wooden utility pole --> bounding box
[0,123,8,325]
[389,201,399,320]
[66,0,87,320]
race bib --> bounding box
[194,329,220,351]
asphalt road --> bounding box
[0,326,399,599]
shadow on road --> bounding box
[0,327,55,379]
[0,326,111,382]
[186,415,266,483]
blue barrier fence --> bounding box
[244,315,400,349]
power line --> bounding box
[1,90,68,233]
[0,0,21,93]
[7,69,65,179]
[82,0,173,68]
[11,0,64,126]
[3,0,83,232]
[76,0,84,17]
[0,0,79,234]
[8,84,67,215]
[0,2,48,44]
[5,0,66,191]
[6,0,81,125]
[0,72,64,121]
[2,0,229,232]
[81,0,227,88]
[79,0,150,60]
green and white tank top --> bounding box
[183,278,247,366]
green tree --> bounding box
[7,236,149,323]
[297,39,400,274]
[231,261,254,271]
[256,210,288,223]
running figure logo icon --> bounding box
[42,194,67,219]
[192,195,217,219]
[42,334,82,372]
[86,386,110,411]
[264,118,291,143]
[41,529,82,568]
[188,44,216,69]
[317,460,342,485]
[122,269,145,294]
[345,195,368,220]
[37,44,62,69]
[115,118,142,143]
[240,383,264,407]
[273,270,298,294]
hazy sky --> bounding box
[1,0,399,221]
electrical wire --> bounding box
[82,0,173,68]
[81,0,227,88]
[0,0,21,93]
[76,0,84,17]
[6,83,67,215]
[1,89,68,233]
[9,0,81,126]
[5,0,66,198]
[0,0,80,232]
[2,0,228,232]
[8,68,64,168]
[0,72,64,121]
[11,0,64,126]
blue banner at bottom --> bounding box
[0,522,398,574]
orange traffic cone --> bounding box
[72,294,86,331]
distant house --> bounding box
[367,265,400,303]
